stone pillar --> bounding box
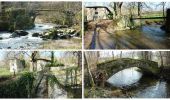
[166,9,170,33]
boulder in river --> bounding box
[40,28,78,40]
[32,33,40,37]
[55,25,68,29]
[11,30,29,37]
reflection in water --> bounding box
[135,81,167,98]
[107,67,142,88]
[91,24,170,49]
[107,67,170,98]
[142,25,166,41]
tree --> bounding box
[112,51,114,59]
[159,51,164,67]
[120,51,122,58]
[113,2,123,18]
[84,53,95,86]
[131,51,135,58]
[162,2,166,20]
[137,2,142,16]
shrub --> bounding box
[0,72,35,98]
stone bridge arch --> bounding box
[97,58,159,80]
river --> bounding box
[88,24,170,49]
[107,67,170,98]
[0,23,81,49]
[0,23,55,49]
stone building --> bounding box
[85,6,113,21]
[29,60,47,72]
[9,59,25,73]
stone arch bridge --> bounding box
[97,58,160,79]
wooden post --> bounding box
[166,9,170,33]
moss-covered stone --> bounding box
[97,58,159,78]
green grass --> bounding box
[141,12,166,17]
[0,68,12,77]
[0,67,30,77]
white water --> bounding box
[0,23,55,49]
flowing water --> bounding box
[0,23,55,49]
[107,67,170,98]
[89,24,170,49]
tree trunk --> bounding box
[120,51,122,58]
[138,2,141,16]
[159,51,164,67]
[112,51,114,59]
[77,51,82,68]
[113,2,123,18]
[132,52,135,58]
[162,2,165,21]
[84,53,95,87]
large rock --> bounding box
[32,33,39,37]
[11,30,29,37]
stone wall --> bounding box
[97,58,159,79]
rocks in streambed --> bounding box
[41,28,79,40]
[55,25,68,28]
[32,33,40,37]
[11,30,29,38]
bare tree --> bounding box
[120,51,122,58]
[112,51,114,59]
[159,51,164,67]
[84,52,95,87]
[113,2,123,18]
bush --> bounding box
[0,72,35,98]
[5,8,35,31]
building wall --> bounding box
[29,60,46,71]
[85,8,95,21]
[10,59,24,72]
[16,60,24,72]
[85,8,109,21]
[97,8,108,20]
[10,60,17,72]
[37,60,46,71]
